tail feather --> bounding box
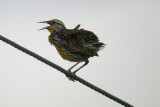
[92,42,105,47]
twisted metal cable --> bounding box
[0,35,133,107]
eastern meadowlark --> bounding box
[39,19,105,75]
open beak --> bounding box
[38,21,49,23]
[38,26,50,31]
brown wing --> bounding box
[54,29,99,57]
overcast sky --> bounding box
[0,0,160,107]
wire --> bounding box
[0,35,133,107]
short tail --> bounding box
[92,42,105,48]
[93,42,106,56]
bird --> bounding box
[39,19,105,75]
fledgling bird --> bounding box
[39,19,105,75]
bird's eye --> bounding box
[50,21,55,26]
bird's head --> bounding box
[39,19,66,30]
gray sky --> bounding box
[0,0,160,107]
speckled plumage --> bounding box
[50,29,104,62]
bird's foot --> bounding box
[66,70,76,82]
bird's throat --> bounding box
[48,28,55,33]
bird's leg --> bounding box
[66,60,89,81]
[66,62,81,81]
[68,62,81,72]
[73,60,89,74]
